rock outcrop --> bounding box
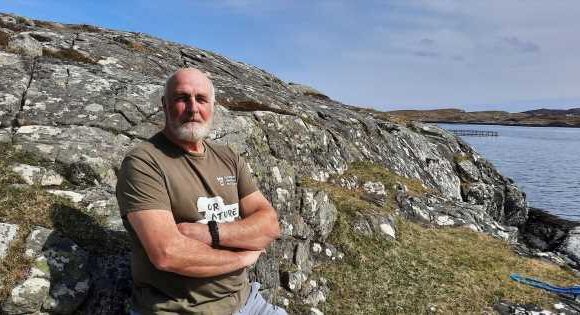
[0,12,570,314]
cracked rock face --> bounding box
[0,12,533,313]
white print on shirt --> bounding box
[196,196,239,224]
[216,175,237,186]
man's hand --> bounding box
[238,250,263,267]
[177,222,211,245]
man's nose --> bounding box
[185,98,200,114]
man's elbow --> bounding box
[148,237,190,273]
[149,245,176,272]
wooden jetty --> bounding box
[448,129,498,137]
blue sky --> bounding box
[2,0,580,112]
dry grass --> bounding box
[128,41,147,53]
[303,162,579,314]
[42,47,97,64]
[0,29,10,48]
[0,228,32,302]
[67,24,101,33]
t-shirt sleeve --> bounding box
[236,155,259,199]
[116,153,171,217]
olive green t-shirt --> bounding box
[116,132,258,315]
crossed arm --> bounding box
[127,190,280,278]
[176,190,280,250]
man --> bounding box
[116,68,286,315]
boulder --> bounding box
[11,163,64,186]
[6,32,42,57]
[299,189,337,242]
[0,222,19,260]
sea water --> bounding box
[438,123,580,220]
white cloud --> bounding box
[269,1,580,111]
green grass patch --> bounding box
[320,218,577,314]
[303,161,578,313]
[302,160,428,216]
[453,153,473,164]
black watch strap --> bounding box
[208,220,220,247]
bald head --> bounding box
[163,68,215,105]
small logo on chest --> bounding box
[216,175,237,186]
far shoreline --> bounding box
[427,120,580,128]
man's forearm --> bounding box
[127,210,261,278]
[154,233,261,277]
[219,207,280,250]
[178,207,280,251]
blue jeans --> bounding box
[130,282,288,315]
[237,282,288,315]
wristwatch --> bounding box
[208,220,220,247]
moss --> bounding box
[33,258,50,274]
[453,153,472,164]
[347,161,428,196]
[302,160,428,217]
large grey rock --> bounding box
[11,163,64,186]
[559,227,580,264]
[299,189,337,241]
[0,222,19,260]
[456,158,481,182]
[6,32,42,57]
[352,213,397,240]
[2,277,51,314]
[288,82,327,98]
[0,51,29,127]
[399,194,518,243]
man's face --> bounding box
[163,70,214,143]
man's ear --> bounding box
[161,96,166,111]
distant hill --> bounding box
[381,107,580,127]
[522,108,580,116]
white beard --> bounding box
[169,120,212,143]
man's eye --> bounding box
[196,96,207,103]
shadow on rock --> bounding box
[49,204,133,314]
